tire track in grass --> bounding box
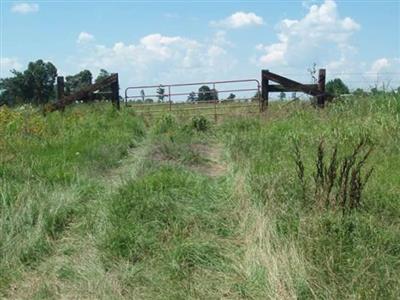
[5,136,154,299]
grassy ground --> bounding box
[0,94,399,299]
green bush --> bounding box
[191,115,210,132]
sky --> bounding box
[1,0,400,95]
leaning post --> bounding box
[56,76,65,111]
[111,73,120,110]
[261,70,269,112]
[317,69,326,108]
[56,76,64,100]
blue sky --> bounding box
[1,0,400,92]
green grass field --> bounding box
[1,94,399,299]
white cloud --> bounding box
[365,57,400,85]
[211,12,264,29]
[75,33,237,86]
[370,58,390,74]
[1,57,22,77]
[77,32,95,44]
[11,3,39,14]
[256,0,360,67]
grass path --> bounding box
[6,129,233,299]
[6,136,155,299]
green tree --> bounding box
[95,69,110,83]
[198,85,212,101]
[326,78,350,96]
[65,70,92,95]
[211,88,218,101]
[0,70,27,105]
[157,85,166,102]
[187,91,197,102]
[0,59,57,105]
[353,88,366,97]
[227,93,236,100]
[279,92,286,100]
[26,60,58,104]
[94,69,111,94]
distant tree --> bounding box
[65,70,92,95]
[370,87,379,95]
[326,78,350,96]
[210,88,219,101]
[95,69,110,83]
[144,98,154,103]
[0,70,27,105]
[353,88,366,97]
[198,85,212,101]
[95,69,111,94]
[0,59,57,105]
[251,91,261,102]
[291,92,297,100]
[187,91,197,102]
[227,93,236,100]
[279,92,286,100]
[156,85,166,102]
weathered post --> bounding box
[261,70,269,112]
[57,76,64,100]
[111,73,120,110]
[317,69,326,108]
[168,86,172,111]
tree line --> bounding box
[1,60,398,106]
[0,59,112,106]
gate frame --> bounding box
[124,79,262,118]
[260,69,327,111]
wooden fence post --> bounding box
[111,73,120,110]
[317,69,326,107]
[261,70,269,112]
[57,76,64,100]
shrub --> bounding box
[191,115,210,132]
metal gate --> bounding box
[124,79,261,118]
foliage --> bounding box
[191,115,210,132]
[220,93,400,299]
[279,91,286,100]
[326,78,350,96]
[0,60,57,105]
[65,70,92,95]
[156,85,166,102]
[227,93,236,100]
[94,69,111,84]
[198,85,218,101]
[1,93,400,299]
[0,104,145,291]
[293,137,374,213]
[187,91,197,102]
[353,88,367,96]
[95,69,111,93]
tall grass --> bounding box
[0,104,144,291]
[1,94,399,299]
[220,93,400,298]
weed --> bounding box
[191,115,210,132]
[293,137,373,213]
